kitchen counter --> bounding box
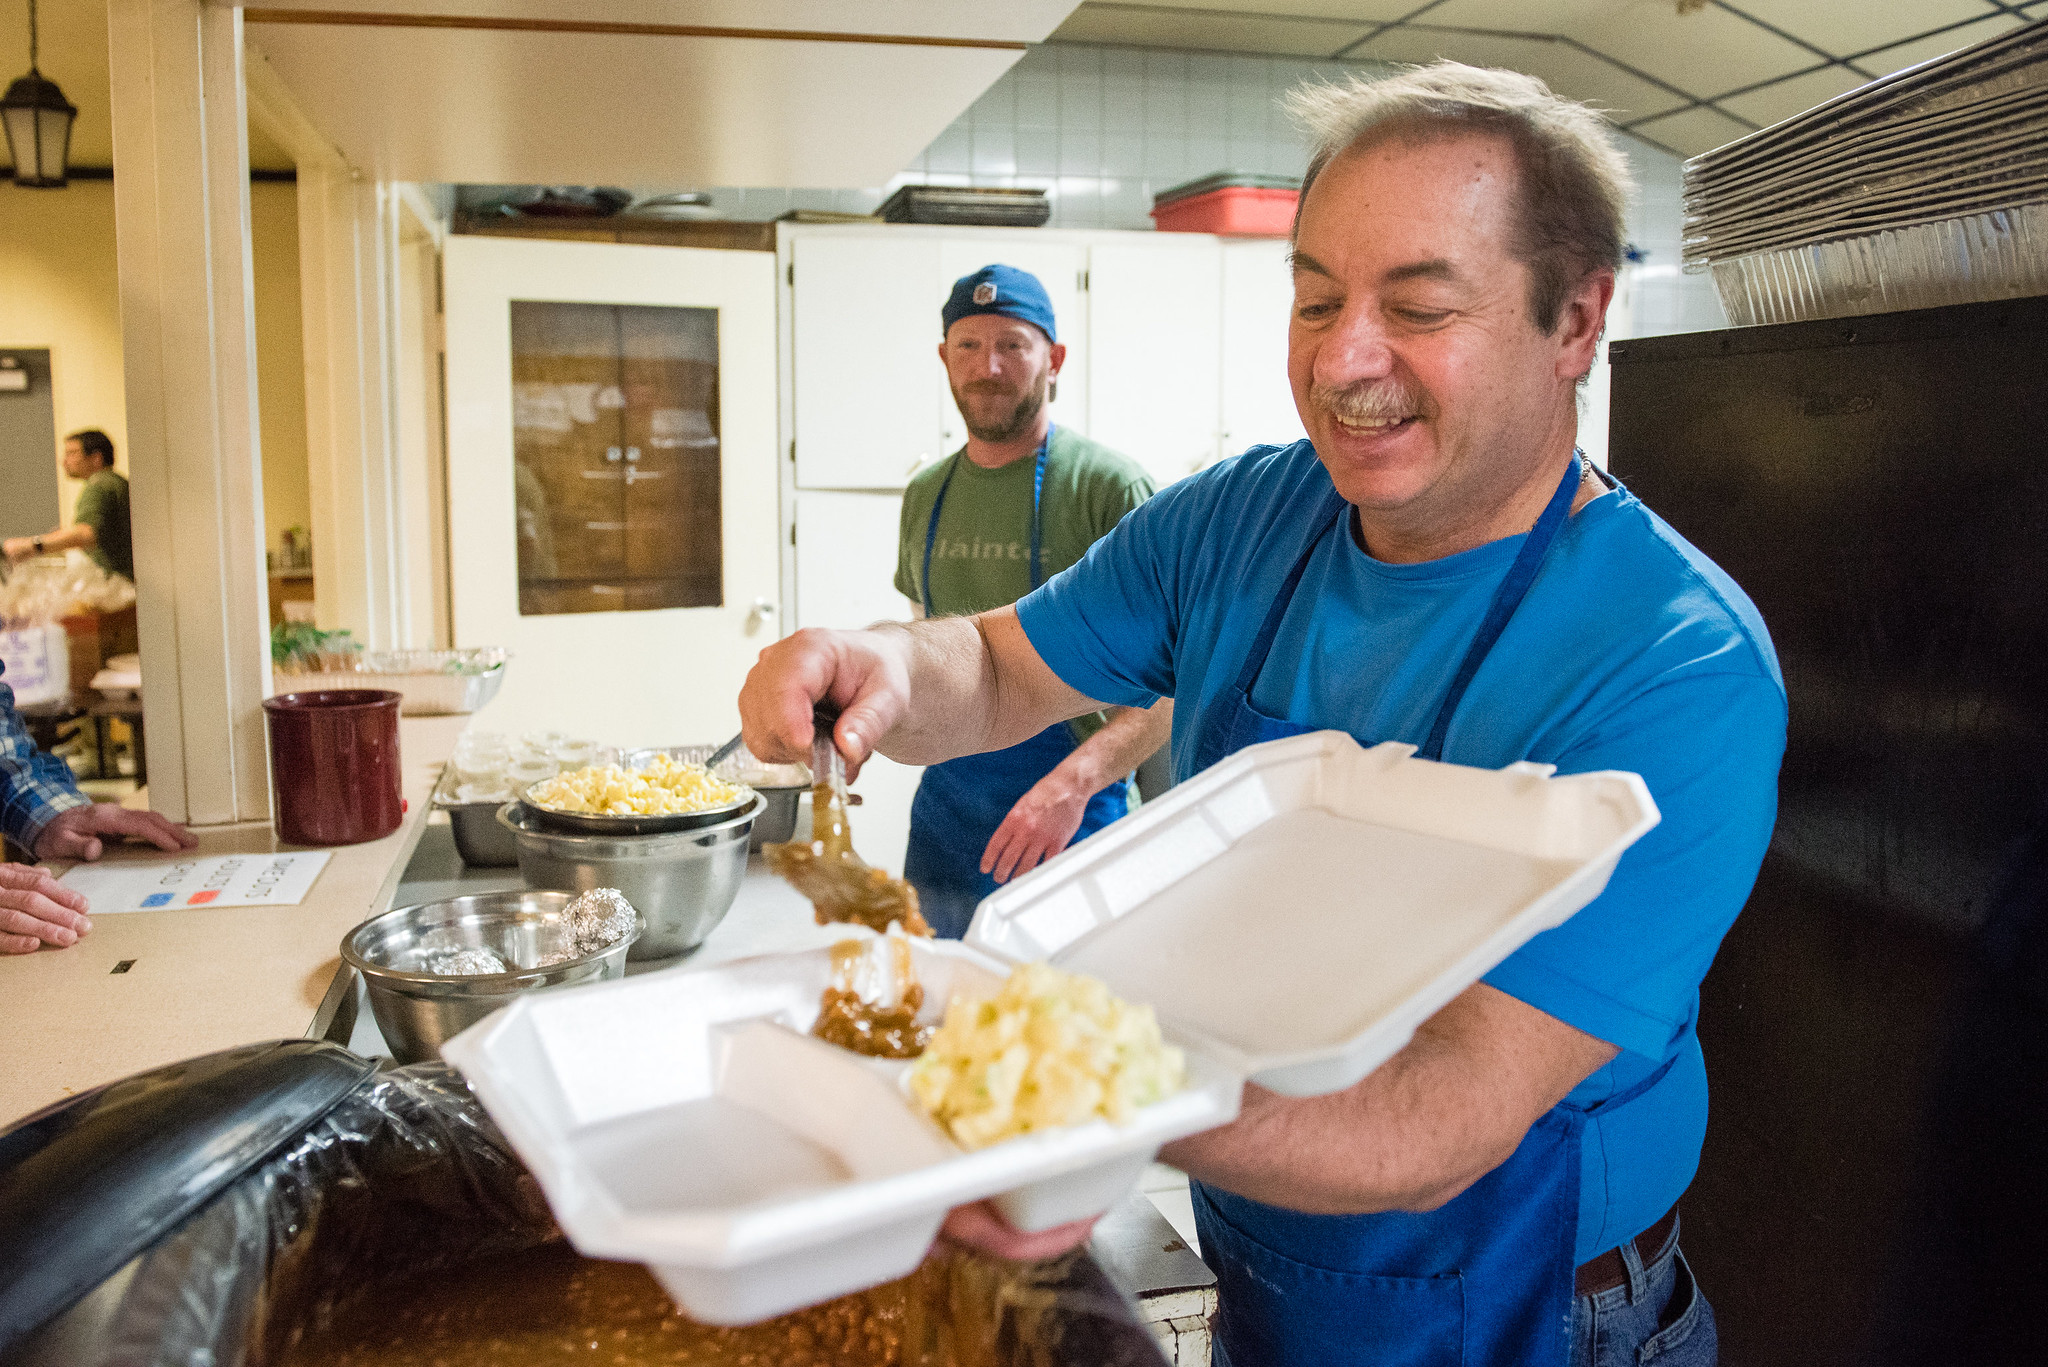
[0,714,468,1127]
[5,774,1217,1354]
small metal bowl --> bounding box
[628,746,811,850]
[341,890,641,1063]
[521,747,757,836]
[519,796,755,836]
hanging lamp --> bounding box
[1,0,75,188]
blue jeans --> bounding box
[1570,1215,1718,1367]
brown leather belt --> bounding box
[1574,1205,1679,1297]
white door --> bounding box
[1221,239,1307,459]
[1086,238,1224,489]
[791,235,947,491]
[443,235,780,748]
[935,237,1089,458]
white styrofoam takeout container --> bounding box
[445,730,1658,1325]
[442,937,1241,1325]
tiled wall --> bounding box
[702,45,1368,228]
[699,42,1725,334]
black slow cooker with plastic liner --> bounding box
[0,1042,1169,1367]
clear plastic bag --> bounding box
[0,554,135,627]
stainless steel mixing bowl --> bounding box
[498,793,762,960]
[340,890,641,1063]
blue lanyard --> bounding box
[920,426,1052,617]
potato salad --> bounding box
[907,962,1186,1149]
[523,756,747,817]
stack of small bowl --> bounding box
[439,731,615,867]
[499,748,765,961]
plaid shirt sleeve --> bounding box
[0,661,89,852]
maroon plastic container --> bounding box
[262,690,404,846]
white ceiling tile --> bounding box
[1066,0,1406,19]
[1347,26,1689,120]
[1549,2,1835,99]
[1714,65,1869,128]
[1859,13,2028,76]
[1626,104,1757,158]
[1426,0,1619,31]
[1051,6,1374,57]
[1712,1,2000,63]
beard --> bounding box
[1307,376,1434,425]
[953,369,1050,444]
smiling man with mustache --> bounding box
[743,63,1784,1367]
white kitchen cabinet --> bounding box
[792,489,912,630]
[791,235,948,490]
[1084,237,1224,490]
[1220,238,1307,459]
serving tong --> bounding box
[760,706,931,937]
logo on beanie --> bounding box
[973,282,998,305]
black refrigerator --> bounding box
[1607,294,2048,1366]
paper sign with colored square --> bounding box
[58,852,334,914]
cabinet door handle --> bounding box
[625,447,641,462]
[606,446,622,462]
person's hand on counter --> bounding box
[33,803,197,862]
[939,1200,1100,1262]
[0,863,92,954]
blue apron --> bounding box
[1189,456,1678,1367]
[903,429,1131,940]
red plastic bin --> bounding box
[1151,182,1300,236]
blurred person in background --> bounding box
[5,429,134,583]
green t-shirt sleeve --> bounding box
[894,483,920,604]
[1093,472,1155,542]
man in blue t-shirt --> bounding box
[741,60,1782,1367]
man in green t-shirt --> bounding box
[4,429,134,581]
[889,265,1172,937]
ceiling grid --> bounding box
[1053,1,2044,156]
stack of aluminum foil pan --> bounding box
[1683,19,2048,326]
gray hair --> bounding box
[1286,61,1634,333]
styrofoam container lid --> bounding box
[966,731,1659,1096]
